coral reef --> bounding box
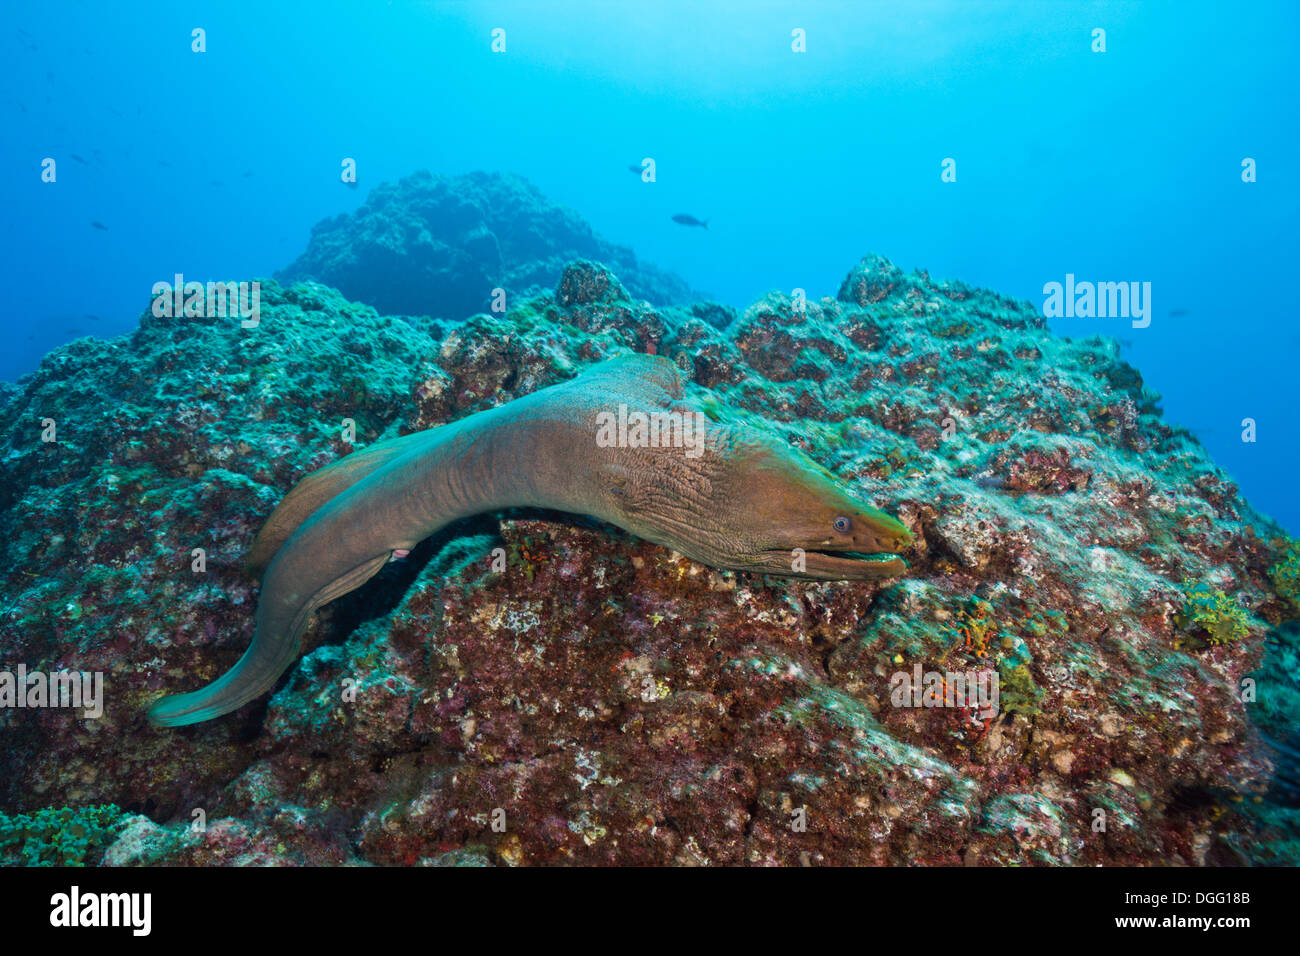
[1,240,1296,865]
[277,171,704,318]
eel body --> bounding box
[148,353,911,727]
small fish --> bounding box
[1168,308,1188,318]
[70,153,88,165]
[210,179,223,187]
[672,213,708,229]
[344,180,360,190]
[628,164,644,175]
[84,313,101,322]
[158,159,172,167]
[64,328,83,335]
[241,169,253,178]
[91,220,108,230]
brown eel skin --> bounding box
[148,353,911,727]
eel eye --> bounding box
[833,516,851,533]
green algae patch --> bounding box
[866,444,927,480]
[998,661,1045,718]
[0,804,130,866]
[1270,540,1300,617]
[1175,582,1254,648]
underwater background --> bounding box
[1,1,1299,866]
[5,0,1298,530]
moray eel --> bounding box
[148,353,911,727]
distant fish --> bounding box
[70,153,89,165]
[90,220,108,230]
[241,169,253,178]
[210,179,224,187]
[84,313,101,322]
[628,164,644,175]
[64,328,83,335]
[158,159,172,167]
[672,213,708,229]
[1168,308,1188,318]
[344,179,360,190]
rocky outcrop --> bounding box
[1,255,1296,866]
[276,171,703,318]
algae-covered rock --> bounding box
[1,239,1296,865]
[277,170,702,318]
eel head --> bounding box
[718,431,914,581]
[611,421,914,582]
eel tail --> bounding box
[147,552,389,727]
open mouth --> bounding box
[762,548,907,580]
[806,549,900,563]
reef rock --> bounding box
[277,170,702,318]
[1,252,1297,866]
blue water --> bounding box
[4,0,1297,532]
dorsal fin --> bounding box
[244,429,432,576]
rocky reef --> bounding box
[2,225,1298,865]
[277,170,702,319]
